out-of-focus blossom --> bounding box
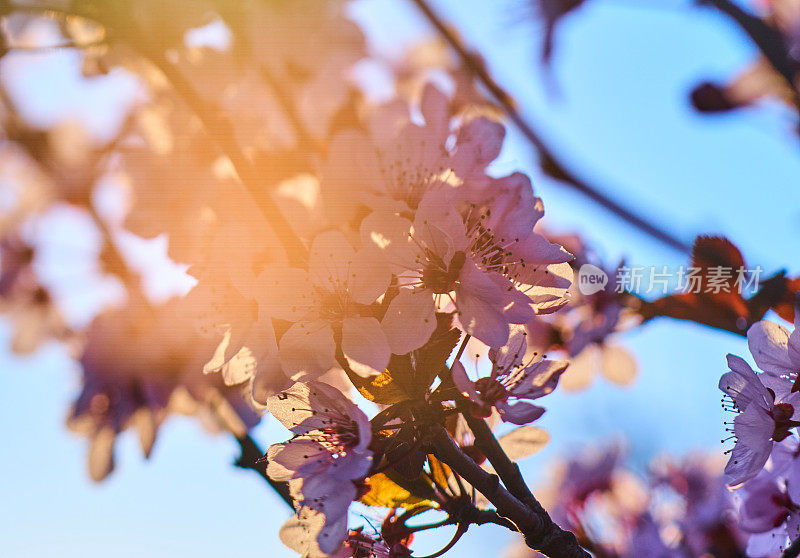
[453,325,567,424]
[68,295,259,481]
[0,143,51,234]
[0,237,70,353]
[389,39,502,118]
[515,448,744,557]
[525,232,638,391]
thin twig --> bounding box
[460,410,543,514]
[409,0,690,253]
[430,425,589,557]
[136,46,308,266]
[699,0,800,111]
[234,434,294,508]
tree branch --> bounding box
[459,410,544,512]
[409,0,690,254]
[430,425,589,557]
[699,0,800,110]
[234,433,294,509]
[134,46,308,267]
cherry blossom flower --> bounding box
[362,186,571,349]
[736,441,800,557]
[321,84,504,223]
[266,381,373,483]
[256,231,391,378]
[267,382,373,556]
[523,232,638,392]
[719,354,800,486]
[452,325,567,424]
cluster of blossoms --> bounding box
[0,1,581,555]
[4,1,800,557]
[519,234,639,391]
[250,80,577,551]
[507,447,747,557]
[719,313,800,554]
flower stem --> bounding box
[459,410,542,513]
[430,425,589,557]
[136,46,308,267]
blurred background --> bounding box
[2,0,799,556]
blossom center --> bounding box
[422,250,465,294]
[316,287,356,321]
[464,206,523,278]
[474,377,509,406]
[771,403,800,441]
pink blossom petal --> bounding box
[451,360,482,404]
[745,528,787,558]
[454,261,509,348]
[725,402,774,486]
[256,267,315,321]
[420,83,450,138]
[453,116,505,173]
[489,324,528,373]
[748,320,794,376]
[267,439,330,481]
[495,400,545,424]
[300,475,357,548]
[789,328,800,370]
[360,211,418,272]
[509,359,568,399]
[720,354,772,411]
[279,321,336,380]
[327,449,373,481]
[279,511,329,558]
[414,189,465,253]
[342,316,390,377]
[381,288,436,355]
[347,248,391,305]
[270,382,352,428]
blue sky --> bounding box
[2,0,799,556]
